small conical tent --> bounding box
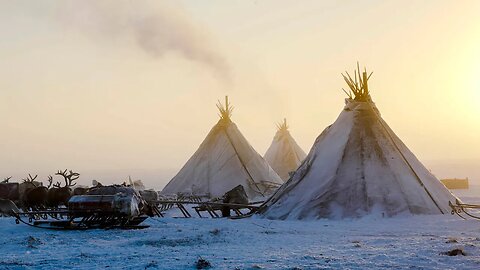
[259,64,459,219]
[162,96,283,200]
[264,119,307,181]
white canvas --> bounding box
[162,97,282,200]
[264,119,307,181]
[260,99,459,219]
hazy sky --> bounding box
[1,0,479,188]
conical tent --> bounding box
[162,97,283,200]
[264,119,307,181]
[259,65,459,219]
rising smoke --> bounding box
[55,0,231,81]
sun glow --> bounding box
[464,61,480,117]
[471,83,480,114]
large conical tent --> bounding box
[162,96,283,200]
[264,119,307,181]
[259,64,459,219]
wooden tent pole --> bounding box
[225,96,229,113]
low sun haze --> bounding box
[0,0,479,189]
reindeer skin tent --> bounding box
[259,65,459,219]
[264,119,307,181]
[162,97,283,200]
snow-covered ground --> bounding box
[453,185,480,204]
[1,192,480,270]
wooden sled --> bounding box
[1,199,150,230]
[154,199,263,218]
[449,199,480,220]
[13,209,150,230]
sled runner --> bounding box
[449,199,480,220]
[0,193,157,230]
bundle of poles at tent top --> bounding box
[342,62,373,101]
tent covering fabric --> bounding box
[259,99,459,219]
[162,110,282,200]
[264,120,307,181]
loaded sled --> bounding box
[0,187,160,230]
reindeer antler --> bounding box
[55,169,79,187]
[22,174,38,183]
[22,174,39,187]
[46,175,53,188]
[2,176,12,183]
[53,181,61,188]
[56,169,69,187]
[67,170,79,187]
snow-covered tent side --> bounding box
[161,97,283,200]
[258,64,459,219]
[264,119,307,181]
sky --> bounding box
[0,0,479,189]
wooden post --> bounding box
[363,71,368,94]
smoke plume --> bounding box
[56,0,230,81]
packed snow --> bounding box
[1,191,479,270]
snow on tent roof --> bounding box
[264,118,307,181]
[161,96,283,200]
[258,64,459,219]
